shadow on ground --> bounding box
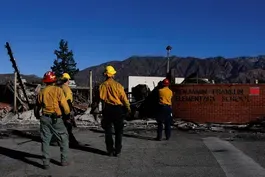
[89,128,157,141]
[10,130,108,156]
[0,146,69,168]
[0,146,44,169]
[69,143,108,156]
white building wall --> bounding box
[175,77,185,84]
[128,76,185,92]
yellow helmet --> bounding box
[104,65,116,77]
[62,73,71,80]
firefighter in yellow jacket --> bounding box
[155,78,173,141]
[34,71,70,169]
[60,73,79,146]
[91,65,131,157]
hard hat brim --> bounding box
[105,70,116,76]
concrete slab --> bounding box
[203,137,265,177]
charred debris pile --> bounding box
[0,80,89,120]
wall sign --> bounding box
[175,88,250,102]
[249,87,260,95]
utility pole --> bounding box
[89,70,93,104]
[14,72,17,113]
[166,45,172,74]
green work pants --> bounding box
[40,116,69,166]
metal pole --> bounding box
[167,50,170,73]
[14,72,17,113]
[166,45,172,74]
[89,70,93,104]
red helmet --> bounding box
[42,71,56,83]
[162,79,170,86]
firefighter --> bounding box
[34,71,70,169]
[60,73,79,146]
[155,78,173,141]
[50,73,78,147]
[91,65,131,157]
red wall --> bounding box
[171,84,265,124]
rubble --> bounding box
[75,108,101,127]
[5,81,36,111]
[73,93,89,105]
[172,119,265,133]
[73,103,89,114]
[0,77,90,123]
[174,120,199,130]
[0,103,12,119]
[0,110,39,125]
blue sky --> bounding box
[0,0,264,76]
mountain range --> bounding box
[74,55,265,87]
[0,74,41,85]
[2,56,265,88]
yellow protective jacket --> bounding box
[99,78,130,112]
[61,84,73,102]
[159,86,173,106]
[36,85,70,116]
